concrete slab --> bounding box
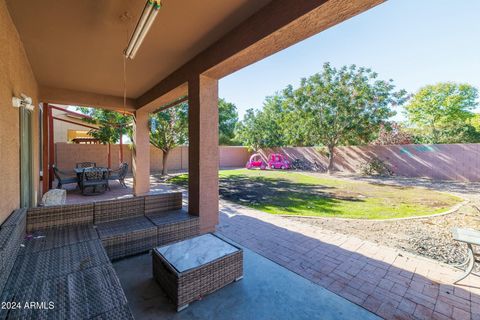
[113,237,379,320]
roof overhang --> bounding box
[6,0,385,112]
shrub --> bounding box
[360,158,394,176]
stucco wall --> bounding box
[0,0,39,223]
[55,144,250,172]
[53,118,90,143]
[261,144,480,182]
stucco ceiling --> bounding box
[6,0,271,99]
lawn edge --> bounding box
[276,199,469,222]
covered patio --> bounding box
[2,0,440,319]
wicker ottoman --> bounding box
[152,233,243,311]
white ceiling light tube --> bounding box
[124,0,161,60]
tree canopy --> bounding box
[234,92,291,151]
[370,122,413,145]
[78,107,131,167]
[77,108,130,144]
[149,103,188,175]
[235,63,407,171]
[404,82,479,143]
[218,99,239,145]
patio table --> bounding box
[452,227,480,284]
[152,233,243,311]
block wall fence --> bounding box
[55,143,480,181]
[55,143,251,173]
[260,144,480,182]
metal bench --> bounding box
[452,227,480,284]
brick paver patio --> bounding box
[218,201,480,320]
[63,175,480,319]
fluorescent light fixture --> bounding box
[12,93,35,111]
[124,0,162,60]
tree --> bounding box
[371,122,413,145]
[293,63,406,172]
[78,108,131,168]
[404,83,479,143]
[149,103,188,175]
[218,99,239,145]
[234,93,290,151]
[469,113,480,132]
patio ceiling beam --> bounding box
[40,86,137,112]
[51,116,98,130]
[153,96,188,114]
[136,0,384,110]
[49,105,93,119]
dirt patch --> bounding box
[287,202,480,265]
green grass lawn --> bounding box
[168,169,462,219]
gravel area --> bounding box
[287,174,480,266]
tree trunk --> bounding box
[107,143,111,169]
[327,144,335,174]
[119,134,123,164]
[162,150,170,176]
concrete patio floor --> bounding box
[113,237,379,320]
[63,174,480,319]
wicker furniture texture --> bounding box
[152,234,243,312]
[147,210,199,246]
[94,197,144,224]
[108,162,129,188]
[96,216,157,260]
[0,191,196,319]
[53,164,79,189]
[94,194,193,260]
[6,239,110,289]
[144,192,183,215]
[0,209,26,295]
[23,225,99,253]
[0,207,134,320]
[26,203,94,232]
[1,264,133,320]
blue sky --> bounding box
[219,0,480,121]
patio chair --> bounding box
[108,162,129,189]
[52,165,78,189]
[76,161,96,168]
[80,167,108,195]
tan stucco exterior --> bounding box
[0,0,39,223]
[51,108,96,143]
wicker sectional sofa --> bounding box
[0,192,199,320]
